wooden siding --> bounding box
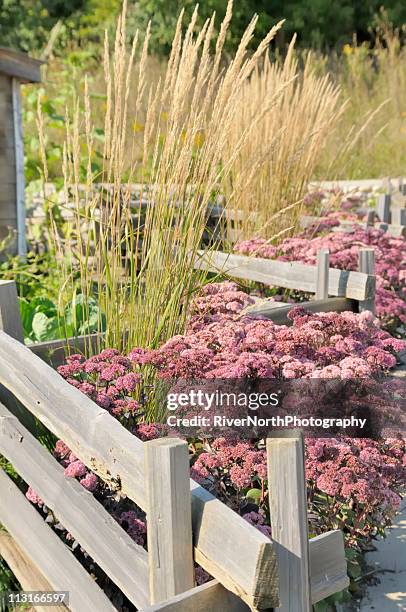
[0,47,43,83]
[0,73,17,251]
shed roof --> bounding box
[0,48,43,83]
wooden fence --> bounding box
[301,184,406,238]
[194,246,376,318]
[301,214,406,238]
[0,279,351,611]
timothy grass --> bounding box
[39,0,286,353]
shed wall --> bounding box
[0,73,17,249]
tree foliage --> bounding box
[1,0,406,55]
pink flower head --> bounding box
[54,440,71,459]
[79,472,98,492]
[96,392,111,409]
[128,348,148,364]
[99,348,120,360]
[64,461,88,479]
[115,372,141,392]
[100,363,126,382]
[26,486,44,506]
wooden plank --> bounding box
[0,402,150,609]
[11,77,26,257]
[390,207,406,226]
[29,332,103,368]
[374,222,406,237]
[0,332,147,499]
[145,438,195,604]
[336,219,406,237]
[0,129,15,150]
[389,190,406,207]
[0,113,14,131]
[0,73,12,98]
[267,432,311,611]
[0,100,12,117]
[301,215,406,237]
[0,48,43,83]
[190,480,277,610]
[140,530,349,611]
[194,250,375,301]
[0,146,17,164]
[0,164,17,184]
[243,297,356,324]
[0,532,67,612]
[0,117,16,137]
[0,223,16,239]
[0,280,24,341]
[366,210,375,226]
[0,469,115,611]
[358,248,376,314]
[140,580,249,612]
[0,207,17,222]
[0,331,278,610]
[309,530,349,603]
[315,248,329,300]
[376,193,391,223]
[0,183,16,201]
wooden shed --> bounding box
[0,48,42,257]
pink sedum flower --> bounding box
[64,460,88,479]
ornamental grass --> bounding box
[39,0,289,354]
[222,38,346,241]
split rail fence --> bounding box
[194,246,377,318]
[0,277,352,611]
[302,183,406,238]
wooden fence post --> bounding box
[358,248,376,314]
[12,77,27,258]
[390,208,406,226]
[315,248,329,300]
[366,210,375,227]
[0,280,24,342]
[376,193,391,223]
[397,177,406,196]
[145,438,195,605]
[267,431,311,612]
[382,177,392,193]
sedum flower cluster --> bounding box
[57,348,143,425]
[235,226,406,333]
[24,281,406,595]
[191,436,406,549]
[144,289,405,380]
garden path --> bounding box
[359,496,406,610]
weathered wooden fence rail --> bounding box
[302,179,406,237]
[301,214,406,238]
[194,247,376,319]
[0,281,350,611]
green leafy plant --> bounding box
[0,556,21,612]
[19,294,105,343]
[313,587,352,611]
[0,252,60,302]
